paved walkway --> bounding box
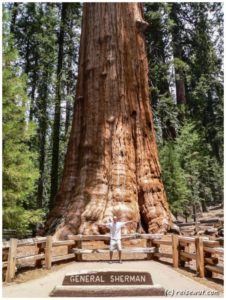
[3,261,222,298]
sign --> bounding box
[50,270,165,297]
[63,271,153,285]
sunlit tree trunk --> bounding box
[45,3,172,239]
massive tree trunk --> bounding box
[45,3,172,239]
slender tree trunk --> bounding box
[45,3,172,239]
[49,4,67,209]
[176,79,186,104]
[65,84,72,136]
[29,58,38,122]
[65,17,75,137]
[192,204,197,222]
[10,3,19,34]
[37,72,49,208]
[201,200,208,213]
[170,3,186,105]
[24,39,31,75]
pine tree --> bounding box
[144,3,178,142]
[145,3,223,218]
[11,3,81,210]
[188,3,223,164]
[159,142,188,217]
[50,3,68,209]
[58,2,81,191]
[3,8,43,234]
[12,3,59,208]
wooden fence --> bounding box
[2,234,224,283]
[176,218,223,236]
[3,229,33,240]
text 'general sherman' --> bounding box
[70,274,146,284]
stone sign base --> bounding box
[50,284,165,297]
[49,270,165,297]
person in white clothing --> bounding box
[99,216,135,263]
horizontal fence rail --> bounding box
[176,219,223,236]
[2,234,224,283]
[67,233,162,241]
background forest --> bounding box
[2,2,223,234]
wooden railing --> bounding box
[67,234,161,261]
[2,234,224,283]
[177,218,223,236]
[3,236,76,283]
[152,235,224,279]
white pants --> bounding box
[110,239,122,251]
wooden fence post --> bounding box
[203,251,213,278]
[146,239,154,260]
[185,243,190,266]
[45,236,53,270]
[172,235,179,268]
[195,237,205,278]
[5,238,18,282]
[76,237,82,261]
[35,242,44,268]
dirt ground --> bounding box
[5,258,223,294]
[3,259,223,298]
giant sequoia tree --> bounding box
[45,3,172,239]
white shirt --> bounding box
[105,221,128,240]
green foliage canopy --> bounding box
[3,9,44,234]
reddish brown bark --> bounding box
[176,79,186,104]
[45,3,172,239]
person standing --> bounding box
[99,216,135,263]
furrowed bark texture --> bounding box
[45,3,172,239]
